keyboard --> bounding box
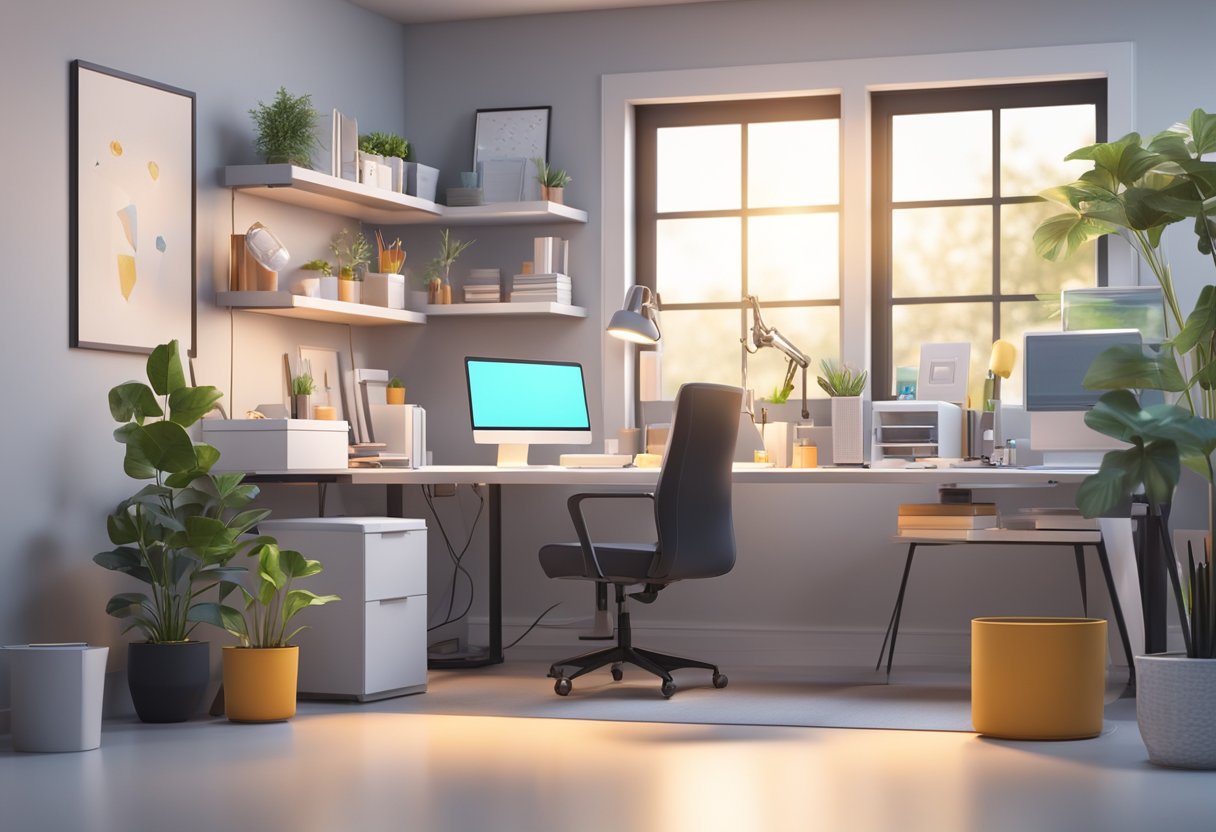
[559,453,634,468]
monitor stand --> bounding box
[496,443,530,467]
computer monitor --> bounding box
[1024,329,1141,468]
[465,356,593,467]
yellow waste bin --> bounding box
[971,617,1107,740]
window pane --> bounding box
[748,214,839,301]
[892,206,992,298]
[1000,104,1096,197]
[748,119,839,208]
[999,298,1060,406]
[658,309,741,399]
[1000,202,1096,296]
[749,306,840,403]
[891,302,991,403]
[656,217,741,303]
[892,111,992,202]
[657,125,741,212]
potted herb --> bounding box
[386,377,405,405]
[299,258,336,300]
[358,131,411,193]
[424,228,474,305]
[94,340,270,723]
[533,157,572,204]
[817,359,868,466]
[195,541,338,722]
[1035,108,1216,768]
[330,229,371,304]
[291,373,315,419]
[249,87,319,168]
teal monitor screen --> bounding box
[465,357,590,432]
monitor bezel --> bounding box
[464,356,592,434]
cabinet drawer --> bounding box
[364,596,427,694]
[364,530,426,601]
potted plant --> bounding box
[291,373,315,419]
[359,131,411,193]
[533,157,572,204]
[424,228,474,305]
[817,358,868,466]
[1035,108,1216,768]
[94,340,270,723]
[249,87,319,168]
[194,541,338,722]
[386,377,405,405]
[299,258,335,300]
[330,228,371,304]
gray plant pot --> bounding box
[1135,652,1216,769]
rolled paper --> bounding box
[313,405,337,420]
[989,339,1017,379]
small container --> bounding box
[754,449,770,464]
[792,441,818,469]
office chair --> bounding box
[539,382,742,698]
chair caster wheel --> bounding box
[712,672,728,689]
[555,677,572,696]
[660,680,677,698]
[611,664,624,681]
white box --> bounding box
[404,162,439,202]
[363,273,405,309]
[369,404,426,467]
[5,645,109,752]
[202,418,350,471]
[260,517,427,701]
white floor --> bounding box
[2,661,1211,832]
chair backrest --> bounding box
[650,382,743,581]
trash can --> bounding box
[971,617,1106,740]
[5,644,109,752]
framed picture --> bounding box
[473,107,550,202]
[70,60,196,355]
[298,345,358,440]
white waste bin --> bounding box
[5,644,109,752]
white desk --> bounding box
[244,465,1143,667]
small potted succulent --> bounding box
[249,87,319,168]
[386,377,405,405]
[423,228,474,305]
[291,373,315,419]
[817,359,868,466]
[533,157,572,204]
[330,229,371,304]
[299,259,335,300]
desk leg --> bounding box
[1096,540,1135,688]
[1073,544,1088,617]
[876,542,918,676]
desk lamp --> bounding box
[742,295,811,420]
[608,286,661,344]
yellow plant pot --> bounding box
[222,646,299,723]
[971,617,1106,740]
[385,386,405,405]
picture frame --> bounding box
[70,60,196,356]
[473,106,550,202]
[298,345,358,441]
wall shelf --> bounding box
[223,165,588,226]
[422,302,587,318]
[217,291,426,326]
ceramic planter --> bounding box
[541,185,564,204]
[386,386,406,405]
[222,646,299,723]
[1135,652,1216,768]
[127,641,210,723]
[338,279,361,304]
[293,393,312,420]
[5,644,108,752]
[830,396,865,465]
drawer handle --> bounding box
[379,531,410,539]
[376,597,412,606]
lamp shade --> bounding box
[607,286,660,344]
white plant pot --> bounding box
[5,645,109,752]
[1135,652,1216,769]
[830,396,865,465]
[318,275,338,300]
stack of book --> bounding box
[510,273,572,304]
[897,503,999,537]
[464,268,502,303]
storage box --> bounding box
[363,272,405,309]
[404,162,439,202]
[202,418,349,471]
[4,645,109,752]
[369,404,426,467]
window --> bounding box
[635,97,841,400]
[871,80,1107,405]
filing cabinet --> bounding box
[259,516,428,701]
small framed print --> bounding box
[473,107,550,201]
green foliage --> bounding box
[816,359,867,397]
[291,374,315,396]
[423,228,475,285]
[533,157,572,188]
[249,87,319,168]
[330,229,372,279]
[300,259,332,276]
[94,341,269,643]
[1187,547,1216,659]
[387,377,404,389]
[358,131,411,160]
[192,541,338,648]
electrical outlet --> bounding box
[433,483,457,497]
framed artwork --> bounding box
[298,345,358,440]
[473,107,550,202]
[70,60,196,355]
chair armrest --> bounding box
[566,492,656,580]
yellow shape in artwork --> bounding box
[148,161,159,181]
[117,254,137,300]
[110,140,123,156]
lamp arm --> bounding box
[742,295,811,368]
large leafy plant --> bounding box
[94,341,271,643]
[195,542,339,648]
[1035,109,1216,656]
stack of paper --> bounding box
[464,268,502,303]
[510,273,571,304]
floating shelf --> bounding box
[223,165,588,226]
[422,302,587,318]
[216,291,426,326]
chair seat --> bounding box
[539,541,659,582]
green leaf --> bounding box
[190,602,248,641]
[194,443,221,474]
[122,435,157,480]
[1066,133,1160,189]
[228,508,271,536]
[106,510,139,545]
[113,422,140,446]
[1083,390,1192,444]
[1033,212,1114,262]
[94,547,152,584]
[178,515,238,557]
[1076,459,1133,518]
[280,548,323,579]
[130,420,197,475]
[1122,185,1184,231]
[1082,345,1187,393]
[1075,442,1180,517]
[108,382,162,424]
[282,589,340,625]
[146,341,186,397]
[1173,285,1216,353]
[105,592,150,617]
[167,386,223,427]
